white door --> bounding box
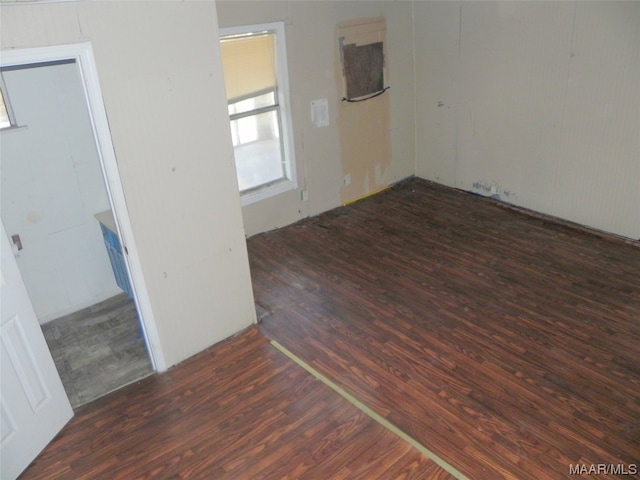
[0,223,73,479]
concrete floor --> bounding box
[41,293,153,409]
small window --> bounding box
[0,74,17,130]
[220,22,297,205]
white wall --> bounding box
[216,1,416,236]
[1,1,257,367]
[414,1,640,240]
[1,62,121,323]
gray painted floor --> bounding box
[42,293,153,409]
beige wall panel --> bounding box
[413,1,460,185]
[414,1,639,239]
[216,1,415,235]
[2,1,257,367]
[383,4,416,190]
[0,2,81,47]
[455,2,574,210]
[551,2,640,238]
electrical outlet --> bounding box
[344,174,351,186]
[490,185,498,195]
[301,189,309,201]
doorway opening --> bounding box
[1,44,164,408]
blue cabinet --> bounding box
[96,211,134,299]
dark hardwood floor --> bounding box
[250,178,640,479]
[21,327,451,479]
[21,177,639,479]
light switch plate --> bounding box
[311,98,329,128]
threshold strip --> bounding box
[270,340,470,480]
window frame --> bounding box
[219,22,297,207]
[0,73,18,131]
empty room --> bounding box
[1,1,638,479]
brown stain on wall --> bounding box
[337,17,391,204]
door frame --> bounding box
[1,43,166,372]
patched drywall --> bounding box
[337,17,392,204]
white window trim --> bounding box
[220,22,297,207]
[0,73,19,130]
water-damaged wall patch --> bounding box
[336,17,391,205]
[472,181,517,202]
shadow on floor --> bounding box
[41,293,153,408]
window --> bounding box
[0,74,17,130]
[220,22,297,205]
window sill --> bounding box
[240,177,297,207]
[0,125,28,134]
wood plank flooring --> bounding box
[21,327,451,479]
[21,177,639,479]
[250,177,640,480]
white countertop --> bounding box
[95,209,117,233]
